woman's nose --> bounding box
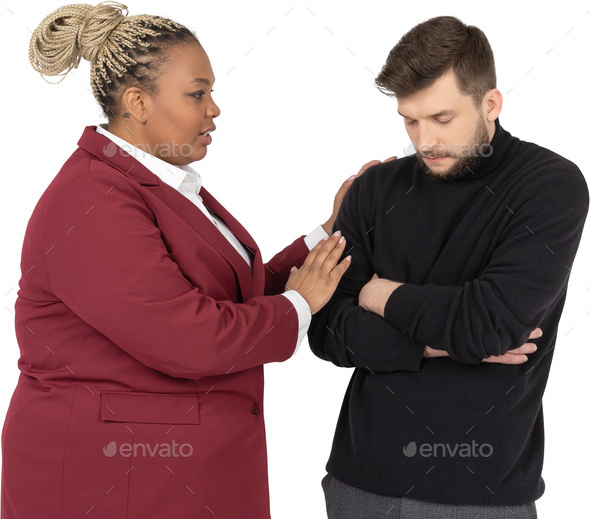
[208,99,221,119]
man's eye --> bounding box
[437,119,452,125]
[405,119,416,126]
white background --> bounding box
[1,1,589,517]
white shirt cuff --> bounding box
[281,289,312,354]
[304,224,330,250]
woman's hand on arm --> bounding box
[284,231,351,314]
[43,173,306,380]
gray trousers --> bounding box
[322,474,538,519]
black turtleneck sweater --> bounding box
[308,118,588,505]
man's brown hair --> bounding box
[375,16,496,107]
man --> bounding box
[308,15,588,519]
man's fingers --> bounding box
[528,327,542,340]
[482,354,528,365]
[506,343,538,355]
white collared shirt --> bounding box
[95,124,328,354]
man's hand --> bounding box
[481,327,542,364]
[322,156,397,235]
[423,328,542,364]
[358,273,403,317]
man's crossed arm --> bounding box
[359,273,542,365]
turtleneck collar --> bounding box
[455,117,516,181]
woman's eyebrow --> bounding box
[188,78,214,85]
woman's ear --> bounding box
[120,86,149,123]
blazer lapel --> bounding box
[199,187,264,298]
[77,125,262,301]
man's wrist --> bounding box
[360,279,403,317]
[377,280,403,317]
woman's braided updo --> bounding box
[28,1,199,120]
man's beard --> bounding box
[416,115,491,181]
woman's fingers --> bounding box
[302,231,345,271]
[318,234,348,276]
[299,233,334,270]
[356,159,381,178]
[328,253,352,284]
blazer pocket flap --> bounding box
[100,391,200,424]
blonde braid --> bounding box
[29,1,195,116]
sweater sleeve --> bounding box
[383,171,589,363]
[308,170,426,372]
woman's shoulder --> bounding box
[38,146,142,208]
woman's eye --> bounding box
[190,88,215,100]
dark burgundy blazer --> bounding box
[1,125,310,518]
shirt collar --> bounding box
[95,123,202,194]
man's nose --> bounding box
[415,123,439,155]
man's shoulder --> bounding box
[353,155,419,192]
[515,135,586,187]
[506,136,589,215]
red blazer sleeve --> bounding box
[41,171,299,379]
[263,236,310,296]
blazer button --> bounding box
[251,404,259,416]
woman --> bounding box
[1,2,393,517]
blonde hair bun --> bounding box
[28,1,196,117]
[29,1,129,84]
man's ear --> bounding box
[482,88,503,122]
